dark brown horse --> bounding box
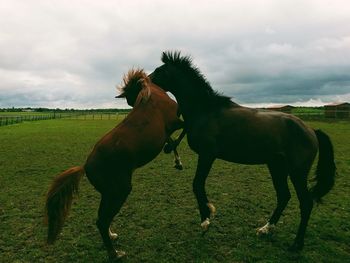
[45,69,184,260]
[150,51,336,251]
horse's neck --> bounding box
[176,97,203,124]
[172,84,210,118]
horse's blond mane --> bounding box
[117,68,151,105]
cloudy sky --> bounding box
[1,0,350,109]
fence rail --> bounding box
[0,112,126,127]
[0,114,56,126]
[289,110,349,120]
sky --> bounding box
[1,0,350,109]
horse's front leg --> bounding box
[163,129,186,153]
[172,129,186,170]
[163,137,182,169]
[174,128,186,146]
[164,129,186,170]
[164,137,176,154]
[193,154,216,231]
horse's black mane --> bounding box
[161,51,236,109]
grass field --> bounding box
[0,118,349,262]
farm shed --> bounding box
[267,105,295,113]
[324,102,350,118]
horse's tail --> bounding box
[310,129,336,202]
[45,166,85,244]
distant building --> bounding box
[267,105,295,113]
[324,102,350,118]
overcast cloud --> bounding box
[1,0,350,108]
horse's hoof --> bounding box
[174,158,183,170]
[174,163,183,170]
[201,218,210,231]
[109,250,126,261]
[256,222,275,236]
[116,250,126,258]
[163,143,173,154]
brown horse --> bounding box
[150,51,336,251]
[45,69,184,260]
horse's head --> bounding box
[150,51,232,111]
[116,69,151,107]
[149,65,172,92]
[149,51,192,94]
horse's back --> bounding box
[189,106,317,165]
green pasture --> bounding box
[0,119,349,262]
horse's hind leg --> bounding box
[96,182,132,260]
[289,168,313,251]
[193,155,216,231]
[173,148,183,170]
[257,158,290,235]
